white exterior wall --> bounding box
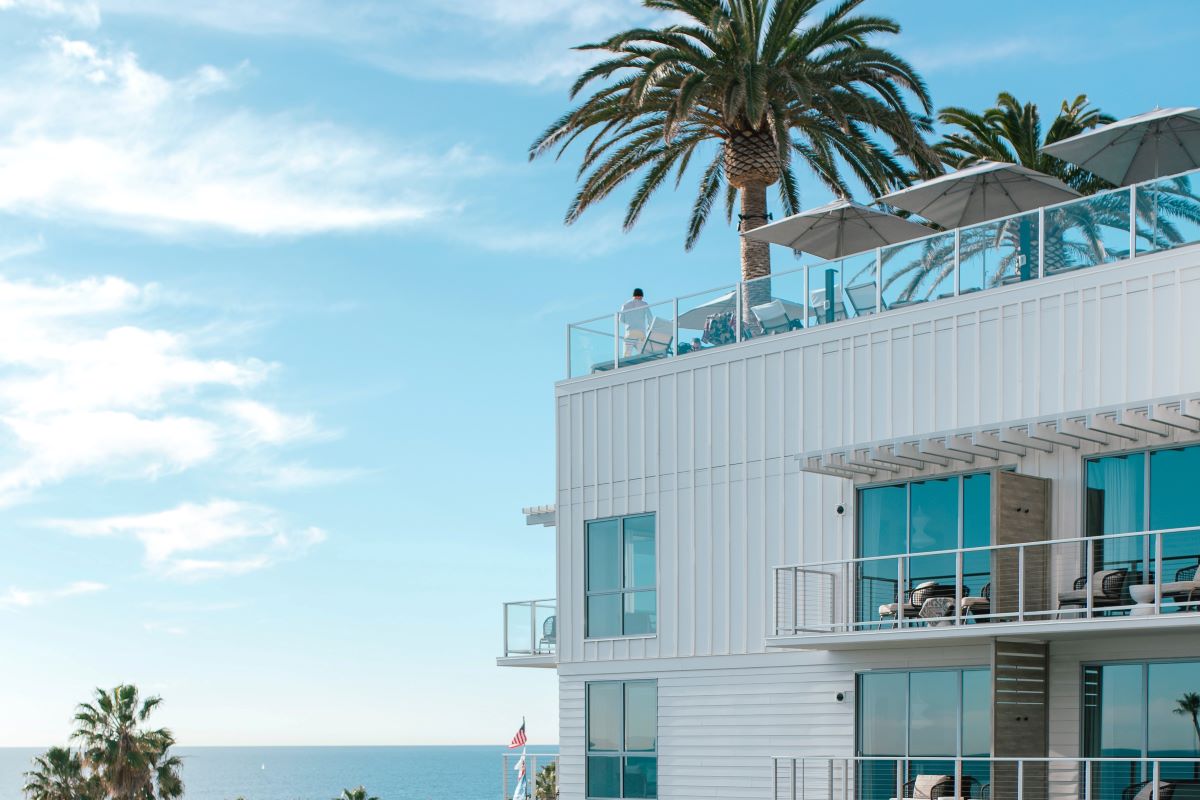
[549,244,1200,800]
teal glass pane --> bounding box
[587,756,621,798]
[623,757,657,799]
[623,590,656,635]
[963,474,992,599]
[1149,446,1200,568]
[961,669,992,758]
[1087,454,1146,571]
[588,594,621,638]
[857,760,898,800]
[858,485,907,624]
[1148,661,1200,759]
[909,478,959,588]
[909,671,957,756]
[859,672,907,756]
[588,682,623,751]
[1083,664,1145,757]
[588,519,621,592]
[623,515,656,589]
[624,682,657,752]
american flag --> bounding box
[509,719,527,749]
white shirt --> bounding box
[619,298,651,332]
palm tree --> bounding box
[1175,691,1200,751]
[531,0,941,297]
[72,685,183,800]
[337,786,380,800]
[23,746,98,800]
[535,762,558,800]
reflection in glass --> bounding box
[588,520,621,592]
[858,485,907,625]
[909,672,956,756]
[587,757,621,798]
[961,669,992,758]
[624,682,657,751]
[859,672,907,756]
[623,515,656,588]
[588,594,621,638]
[622,758,657,799]
[588,682,624,751]
[623,591,656,636]
[1086,454,1146,572]
[1149,448,1200,579]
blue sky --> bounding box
[0,0,1197,747]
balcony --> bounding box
[769,526,1200,649]
[566,167,1200,379]
[498,598,556,668]
[771,757,1200,800]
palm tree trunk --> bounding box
[739,181,772,333]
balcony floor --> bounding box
[495,653,556,668]
[766,609,1200,650]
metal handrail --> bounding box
[567,165,1200,378]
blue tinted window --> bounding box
[587,514,655,638]
[588,680,657,799]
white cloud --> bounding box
[0,0,98,25]
[0,580,106,610]
[0,35,485,236]
[224,400,317,445]
[254,462,364,490]
[55,499,326,579]
[905,37,1040,72]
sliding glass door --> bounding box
[857,669,992,800]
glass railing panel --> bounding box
[806,261,843,326]
[569,316,618,378]
[615,298,676,368]
[504,600,556,657]
[1135,173,1200,255]
[1043,190,1133,274]
[880,231,955,310]
[677,283,738,354]
[740,266,806,340]
[958,211,1041,292]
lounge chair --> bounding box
[901,775,979,800]
[539,615,556,653]
[960,583,991,622]
[1163,563,1200,606]
[750,300,801,335]
[808,285,847,324]
[1057,567,1129,612]
[590,316,674,372]
[844,282,878,316]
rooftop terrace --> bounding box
[566,167,1200,380]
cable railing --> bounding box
[502,598,556,658]
[566,167,1200,378]
[772,756,1200,800]
[771,526,1200,637]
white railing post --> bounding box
[844,563,853,633]
[1155,532,1164,614]
[791,758,797,800]
[503,602,510,657]
[613,312,621,371]
[565,326,571,379]
[793,567,800,635]
[1130,185,1138,257]
[953,229,961,295]
[530,601,537,655]
[1017,759,1025,800]
[896,759,904,800]
[1086,543,1095,618]
[1038,207,1045,278]
[1084,757,1092,800]
[955,549,964,626]
[673,297,679,358]
[773,758,779,800]
[1153,760,1161,800]
[1018,545,1026,622]
[875,248,883,312]
[897,558,906,627]
[735,281,743,341]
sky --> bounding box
[0,0,1197,748]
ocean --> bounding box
[0,746,557,800]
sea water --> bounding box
[0,745,557,800]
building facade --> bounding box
[501,171,1200,800]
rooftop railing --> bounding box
[502,598,556,659]
[772,756,1200,800]
[567,167,1200,378]
[772,525,1200,637]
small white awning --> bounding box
[793,395,1200,480]
[523,504,556,527]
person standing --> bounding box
[619,288,651,356]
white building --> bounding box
[500,165,1200,800]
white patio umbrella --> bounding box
[676,290,805,330]
[1039,107,1200,185]
[876,160,1081,228]
[741,198,932,259]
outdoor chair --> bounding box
[879,581,959,624]
[538,615,556,653]
[1162,563,1200,606]
[1121,780,1196,800]
[1057,567,1129,613]
[641,317,674,356]
[960,582,991,621]
[902,774,980,800]
[808,286,847,324]
[844,282,878,316]
[750,300,801,335]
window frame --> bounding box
[855,666,993,759]
[1081,441,1200,534]
[1079,656,1200,759]
[585,513,657,640]
[585,679,659,800]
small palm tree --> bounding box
[23,746,98,800]
[532,0,941,293]
[73,685,183,800]
[535,762,558,800]
[1175,691,1200,751]
[337,786,380,800]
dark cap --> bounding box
[632,288,644,297]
